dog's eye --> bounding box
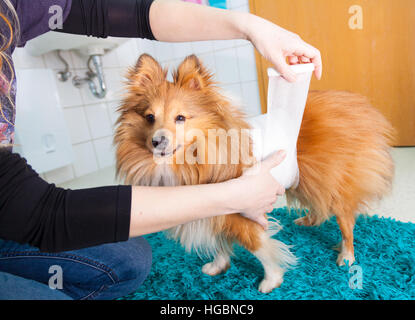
[145,114,155,124]
[175,115,186,123]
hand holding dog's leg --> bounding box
[234,150,287,230]
[129,151,286,237]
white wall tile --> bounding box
[221,83,243,105]
[116,40,140,68]
[213,40,235,51]
[198,53,216,76]
[106,101,121,128]
[139,39,156,57]
[191,41,214,55]
[154,41,175,62]
[227,0,248,9]
[233,3,250,11]
[55,75,83,108]
[44,165,75,185]
[105,68,125,102]
[72,142,99,177]
[84,103,113,139]
[102,48,120,68]
[234,39,251,47]
[214,48,240,84]
[93,136,116,169]
[172,42,194,60]
[64,107,91,144]
[236,44,258,82]
[162,59,182,82]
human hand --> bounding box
[241,13,322,82]
[229,150,287,230]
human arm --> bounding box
[58,0,322,81]
[149,0,322,81]
[129,150,287,236]
[0,150,131,252]
[0,149,285,252]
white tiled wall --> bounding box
[13,0,261,185]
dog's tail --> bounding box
[287,90,395,221]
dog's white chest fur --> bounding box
[148,163,228,257]
[150,164,178,186]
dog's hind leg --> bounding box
[335,214,356,266]
[202,251,231,276]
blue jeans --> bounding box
[0,237,152,300]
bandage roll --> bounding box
[247,63,314,189]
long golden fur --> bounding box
[115,54,394,292]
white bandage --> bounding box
[247,64,314,189]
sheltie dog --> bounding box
[115,54,394,293]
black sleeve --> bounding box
[0,150,132,253]
[57,0,156,40]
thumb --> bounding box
[261,150,287,171]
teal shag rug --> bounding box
[122,208,415,300]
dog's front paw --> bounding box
[202,261,230,276]
[336,250,355,266]
[258,277,283,293]
[258,270,284,293]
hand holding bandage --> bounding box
[247,63,314,189]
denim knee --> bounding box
[119,237,152,284]
[0,237,153,300]
[102,237,152,299]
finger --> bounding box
[311,52,323,80]
[292,44,322,80]
[272,54,297,82]
[257,215,269,231]
[288,56,299,65]
[300,56,310,63]
[261,150,287,171]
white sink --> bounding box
[25,31,129,56]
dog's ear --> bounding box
[174,55,213,90]
[127,54,166,88]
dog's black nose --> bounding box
[152,135,168,148]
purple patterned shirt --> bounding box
[0,0,72,146]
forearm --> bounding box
[129,180,239,237]
[149,0,250,42]
[129,150,289,236]
[0,151,131,252]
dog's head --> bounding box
[115,54,251,185]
